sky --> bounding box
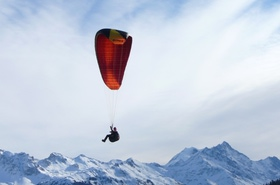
[1,0,280,164]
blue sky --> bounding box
[1,0,280,164]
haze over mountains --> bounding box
[0,141,280,185]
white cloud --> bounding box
[0,0,280,164]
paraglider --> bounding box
[95,28,132,142]
[95,28,132,90]
[102,126,120,142]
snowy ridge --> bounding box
[1,142,280,185]
[0,151,178,185]
[162,141,280,185]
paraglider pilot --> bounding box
[102,126,120,143]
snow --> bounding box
[165,147,199,167]
[0,141,280,185]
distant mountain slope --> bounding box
[160,141,280,185]
[0,150,179,185]
[1,142,280,185]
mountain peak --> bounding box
[166,147,199,167]
[216,141,235,151]
[47,152,69,163]
[220,141,231,147]
[0,149,12,157]
[200,142,251,165]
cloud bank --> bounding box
[0,0,280,163]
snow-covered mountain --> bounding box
[0,142,280,185]
[0,150,178,185]
[161,141,280,185]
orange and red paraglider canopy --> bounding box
[95,28,132,90]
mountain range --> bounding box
[1,141,280,185]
